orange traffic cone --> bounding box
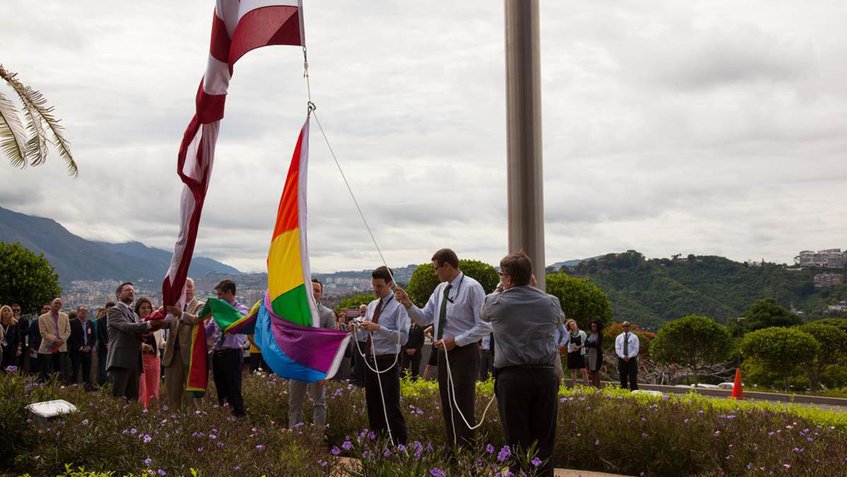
[730,368,743,400]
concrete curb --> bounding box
[629,383,847,407]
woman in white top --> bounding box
[565,319,589,387]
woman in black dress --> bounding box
[584,320,604,387]
[565,319,589,387]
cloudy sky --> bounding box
[2,0,846,273]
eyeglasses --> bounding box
[498,272,509,277]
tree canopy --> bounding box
[741,326,818,390]
[545,272,612,328]
[0,241,62,314]
[651,314,732,382]
[336,292,377,312]
[796,322,847,390]
[741,298,803,332]
[405,259,498,306]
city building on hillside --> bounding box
[814,273,843,288]
[795,249,846,268]
[827,301,847,313]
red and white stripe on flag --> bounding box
[162,0,305,307]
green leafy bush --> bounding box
[405,259,498,306]
[742,327,819,391]
[2,372,846,476]
[651,314,732,382]
[545,272,612,328]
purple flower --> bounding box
[531,457,542,467]
[255,444,265,451]
[497,445,511,462]
[4,365,18,373]
[594,439,600,446]
[486,444,495,454]
[331,446,341,456]
[209,434,217,440]
[130,428,138,435]
[342,440,353,451]
[430,468,446,477]
[157,470,166,476]
[318,460,328,468]
[383,449,392,457]
[143,457,153,466]
[396,444,406,452]
[81,419,89,426]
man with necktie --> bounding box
[396,248,491,448]
[357,266,409,444]
[68,305,96,389]
[615,321,640,391]
[107,282,163,401]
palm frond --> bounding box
[0,91,27,167]
[0,64,77,176]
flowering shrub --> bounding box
[1,373,846,476]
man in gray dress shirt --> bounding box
[396,248,491,449]
[481,251,563,477]
[288,279,337,429]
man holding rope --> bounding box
[481,251,563,477]
[354,266,409,444]
[396,248,491,449]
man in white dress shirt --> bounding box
[396,248,491,448]
[615,321,640,390]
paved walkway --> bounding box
[554,470,628,476]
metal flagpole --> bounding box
[505,0,546,289]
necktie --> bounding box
[365,299,384,355]
[436,284,453,341]
[623,332,629,357]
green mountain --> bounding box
[564,250,847,330]
[0,206,240,285]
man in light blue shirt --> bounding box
[396,248,492,448]
[356,266,409,444]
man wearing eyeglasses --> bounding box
[615,321,640,391]
[481,251,563,477]
[395,248,491,449]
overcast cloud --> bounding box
[2,0,846,273]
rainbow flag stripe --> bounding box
[203,117,350,382]
[266,120,316,327]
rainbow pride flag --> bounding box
[205,117,349,382]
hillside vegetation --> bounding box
[564,250,847,329]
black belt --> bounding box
[493,364,553,377]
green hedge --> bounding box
[2,373,846,476]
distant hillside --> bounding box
[0,206,240,285]
[565,250,847,330]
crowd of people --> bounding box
[1,248,642,477]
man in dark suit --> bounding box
[95,302,115,386]
[107,282,162,401]
[401,321,424,380]
[68,305,97,389]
